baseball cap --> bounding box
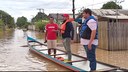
[62,14,69,17]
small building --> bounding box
[93,9,128,51]
[48,13,79,22]
[48,13,63,22]
[78,9,128,51]
[92,9,128,22]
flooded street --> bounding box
[1,0,128,71]
[0,29,128,71]
[0,29,69,71]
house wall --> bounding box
[98,18,128,51]
[98,21,128,51]
[108,22,128,50]
[28,25,35,30]
[119,19,128,22]
[98,21,109,50]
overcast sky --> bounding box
[0,0,127,21]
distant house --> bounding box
[48,13,79,22]
[48,13,63,21]
[77,9,128,22]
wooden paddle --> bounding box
[20,44,44,47]
[21,41,47,47]
[20,45,29,47]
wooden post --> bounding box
[72,0,75,19]
[57,13,59,23]
[72,0,79,42]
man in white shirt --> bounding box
[80,8,98,71]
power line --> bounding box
[86,0,114,7]
[77,0,116,13]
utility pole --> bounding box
[37,8,41,12]
[37,8,44,13]
[72,0,75,19]
[92,0,94,9]
[72,0,79,42]
[56,13,59,23]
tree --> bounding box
[22,22,31,29]
[101,1,122,9]
[32,12,48,22]
[16,16,28,28]
[35,20,48,32]
[0,19,4,27]
[7,16,15,28]
[0,10,15,28]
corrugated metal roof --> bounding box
[103,16,128,19]
[92,9,128,19]
[119,10,128,16]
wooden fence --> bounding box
[98,21,128,51]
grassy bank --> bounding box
[0,28,14,37]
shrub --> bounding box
[35,20,48,32]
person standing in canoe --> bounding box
[80,9,98,71]
[60,14,74,65]
[44,17,58,58]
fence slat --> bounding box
[99,21,128,51]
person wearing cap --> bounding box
[44,17,59,58]
[80,8,98,71]
[61,14,74,65]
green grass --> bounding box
[0,28,14,34]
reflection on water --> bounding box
[73,42,128,70]
[1,29,127,71]
[0,29,69,71]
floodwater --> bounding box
[0,29,127,71]
[0,29,70,71]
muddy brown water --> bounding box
[0,29,70,71]
[1,29,127,71]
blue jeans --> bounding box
[83,45,97,71]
